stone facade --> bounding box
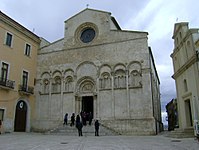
[171,22,199,136]
[166,98,178,131]
[34,9,162,135]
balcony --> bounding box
[18,84,34,95]
[0,78,15,90]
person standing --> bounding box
[70,113,75,126]
[75,114,80,128]
[63,113,68,125]
[94,120,100,136]
[77,121,83,136]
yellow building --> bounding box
[0,11,40,132]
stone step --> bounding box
[165,127,195,138]
[45,123,118,136]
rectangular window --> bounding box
[1,62,9,82]
[5,32,13,47]
[25,44,31,56]
[22,71,28,88]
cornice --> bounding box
[172,53,197,79]
[0,11,40,44]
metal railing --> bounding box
[0,78,15,89]
[18,84,34,94]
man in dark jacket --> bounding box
[94,120,100,136]
[77,121,83,136]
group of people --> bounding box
[63,112,100,136]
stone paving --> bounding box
[0,132,199,150]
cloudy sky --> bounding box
[1,0,198,123]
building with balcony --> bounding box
[171,22,199,136]
[0,11,40,132]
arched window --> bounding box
[43,79,49,94]
[99,72,111,89]
[114,69,126,88]
[52,76,61,93]
[129,70,142,87]
[65,76,73,92]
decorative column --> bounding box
[74,75,78,114]
[96,77,100,119]
[94,95,97,119]
[126,69,130,118]
[49,77,53,119]
[61,76,64,120]
[111,71,115,119]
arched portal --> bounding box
[14,100,27,132]
[76,77,97,118]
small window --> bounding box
[184,79,188,92]
[25,44,31,56]
[5,32,13,47]
[22,71,28,88]
[1,62,9,81]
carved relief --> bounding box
[81,82,94,92]
[77,77,96,94]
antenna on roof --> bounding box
[86,4,89,8]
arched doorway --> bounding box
[14,100,27,132]
[76,77,97,118]
[82,96,94,115]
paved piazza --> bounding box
[0,132,198,150]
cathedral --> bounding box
[33,8,162,135]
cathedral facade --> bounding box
[33,9,162,135]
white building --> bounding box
[171,22,199,135]
[33,8,162,135]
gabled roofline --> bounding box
[111,17,121,30]
[172,22,189,39]
[65,8,111,23]
[0,11,40,43]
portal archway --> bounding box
[14,100,27,132]
[76,77,97,118]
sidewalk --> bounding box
[0,132,198,150]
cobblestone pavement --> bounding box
[0,132,198,150]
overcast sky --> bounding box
[1,0,198,123]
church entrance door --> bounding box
[82,96,93,117]
[14,100,27,132]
